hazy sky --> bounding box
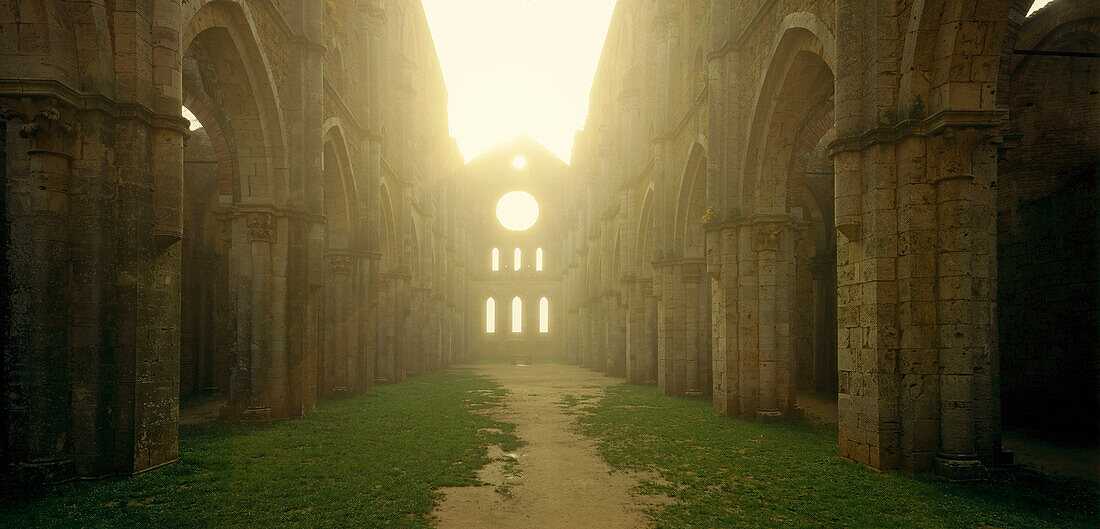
[421,0,617,163]
[421,0,1052,164]
[1030,0,1055,14]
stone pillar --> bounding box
[1,99,76,481]
[624,279,643,384]
[643,281,659,385]
[374,277,393,384]
[242,212,275,421]
[683,259,708,397]
[711,224,740,415]
[357,252,376,393]
[326,252,353,394]
[932,129,999,480]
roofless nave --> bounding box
[1,0,1096,487]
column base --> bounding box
[935,456,988,481]
[374,376,389,384]
[240,406,273,422]
[11,458,74,484]
[755,410,784,422]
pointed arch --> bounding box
[539,297,550,333]
[674,141,709,257]
[511,297,523,333]
[637,184,656,276]
[514,248,522,271]
[183,0,289,205]
[486,298,496,334]
[741,25,835,214]
[492,248,500,271]
[536,248,544,271]
[322,124,359,251]
[900,0,1021,116]
[379,182,397,268]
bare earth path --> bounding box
[433,363,654,529]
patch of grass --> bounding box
[576,383,1099,529]
[1,369,518,529]
[494,456,523,499]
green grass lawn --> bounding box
[566,383,1099,529]
[1,369,518,529]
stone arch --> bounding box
[379,181,398,270]
[637,184,656,275]
[322,123,359,252]
[183,0,288,205]
[674,141,708,258]
[1010,17,1100,78]
[899,0,1019,114]
[742,27,835,214]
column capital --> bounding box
[1,97,76,156]
[247,212,276,243]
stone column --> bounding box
[642,280,659,385]
[711,223,740,415]
[752,219,799,418]
[624,278,642,383]
[683,259,708,397]
[1,99,76,481]
[243,212,275,421]
[374,277,392,384]
[932,129,997,480]
[327,252,353,394]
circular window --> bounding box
[496,191,539,231]
[512,156,527,169]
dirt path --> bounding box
[433,363,655,529]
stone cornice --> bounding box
[0,80,191,134]
[828,110,1006,158]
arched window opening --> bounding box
[512,297,523,333]
[486,298,496,333]
[181,106,203,131]
[492,248,500,271]
[536,248,544,271]
[514,248,522,271]
[539,297,549,333]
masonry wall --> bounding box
[998,2,1100,439]
[464,138,569,363]
[1,0,465,485]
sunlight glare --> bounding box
[496,191,539,231]
[421,0,618,162]
[1029,0,1054,15]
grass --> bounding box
[566,383,1100,529]
[1,369,519,529]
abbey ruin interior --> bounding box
[1,0,1097,526]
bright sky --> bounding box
[1029,0,1055,15]
[421,0,617,163]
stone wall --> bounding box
[464,137,569,363]
[1,0,465,484]
[563,0,1098,479]
[998,0,1100,440]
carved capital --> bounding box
[752,223,785,253]
[247,213,276,243]
[1,97,76,155]
[328,254,353,275]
